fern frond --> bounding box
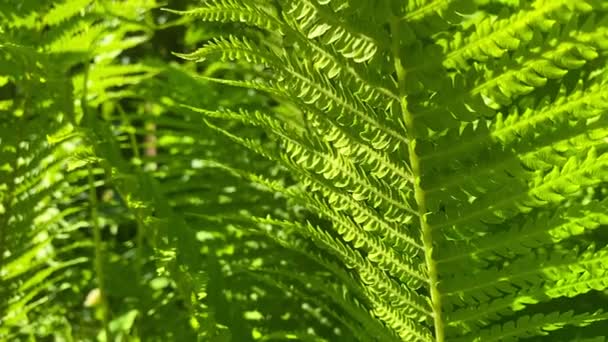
[419,18,608,120]
[249,267,399,341]
[442,0,595,69]
[430,148,608,238]
[283,0,383,63]
[169,0,608,340]
[9,0,604,340]
[202,117,427,285]
[179,35,409,151]
[455,310,608,342]
[438,198,608,269]
[162,0,284,33]
[255,215,431,316]
[289,220,432,340]
[183,104,417,217]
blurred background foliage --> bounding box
[0,1,350,341]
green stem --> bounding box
[82,55,112,341]
[88,167,112,339]
[88,164,112,341]
[0,132,18,274]
[0,121,21,307]
[117,104,145,281]
[390,17,444,342]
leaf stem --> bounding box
[390,17,444,342]
[82,55,112,342]
[87,165,112,341]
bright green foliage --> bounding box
[0,1,168,340]
[170,0,608,341]
[2,0,608,341]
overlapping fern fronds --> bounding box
[170,0,608,340]
[3,0,608,340]
[0,0,162,339]
[108,62,369,340]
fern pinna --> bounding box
[169,0,608,341]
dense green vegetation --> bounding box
[2,0,608,341]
